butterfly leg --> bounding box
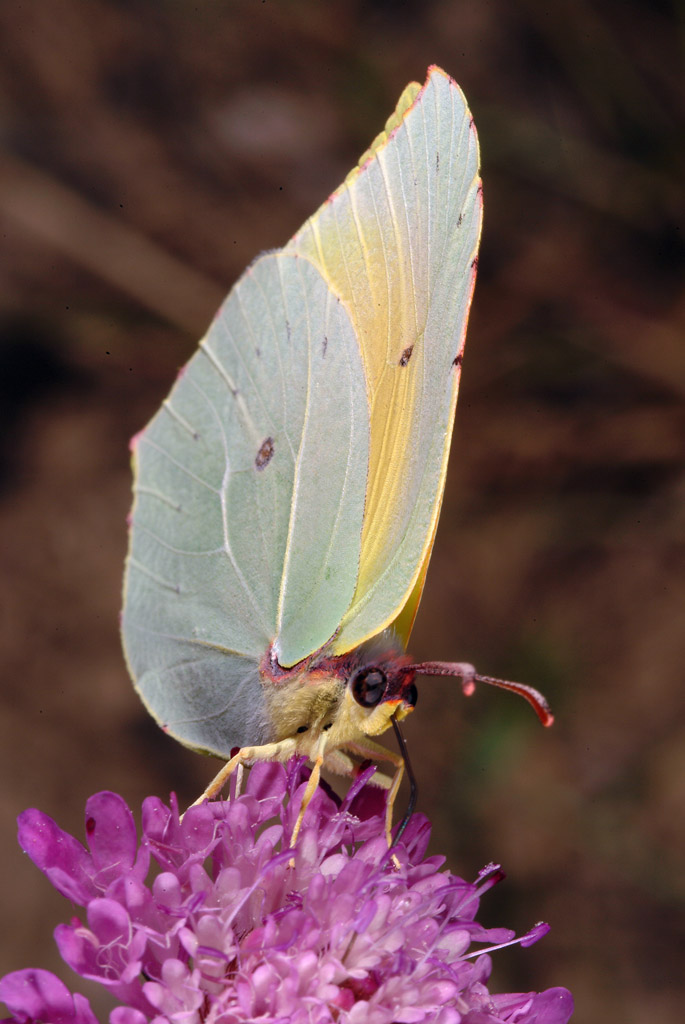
[342,738,405,848]
[189,737,299,807]
[290,733,328,848]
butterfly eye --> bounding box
[351,667,388,708]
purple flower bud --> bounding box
[1,760,573,1024]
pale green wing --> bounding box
[286,66,482,654]
[122,252,369,755]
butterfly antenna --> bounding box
[391,716,417,847]
[410,661,554,727]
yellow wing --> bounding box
[286,66,482,653]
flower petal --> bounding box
[0,969,98,1024]
[84,794,138,884]
[17,810,95,904]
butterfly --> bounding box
[122,66,552,843]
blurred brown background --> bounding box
[0,1,682,1021]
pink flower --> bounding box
[1,760,573,1024]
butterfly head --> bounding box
[345,653,417,736]
[291,646,418,754]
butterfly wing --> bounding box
[286,65,482,654]
[122,252,369,756]
[123,65,481,760]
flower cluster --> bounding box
[0,760,573,1024]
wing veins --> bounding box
[279,292,364,631]
[124,619,256,658]
[184,373,271,634]
[139,436,220,495]
[133,519,223,558]
[162,400,199,439]
[232,275,294,456]
[275,258,314,640]
[134,485,182,512]
[128,556,180,594]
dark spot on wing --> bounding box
[457,212,463,227]
[399,345,414,367]
[322,335,328,357]
[477,182,483,197]
[296,725,308,734]
[255,436,275,470]
[255,346,261,358]
[286,320,291,343]
[323,722,332,732]
[453,353,463,368]
[471,256,479,270]
[436,151,440,172]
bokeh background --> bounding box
[0,1,683,1021]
